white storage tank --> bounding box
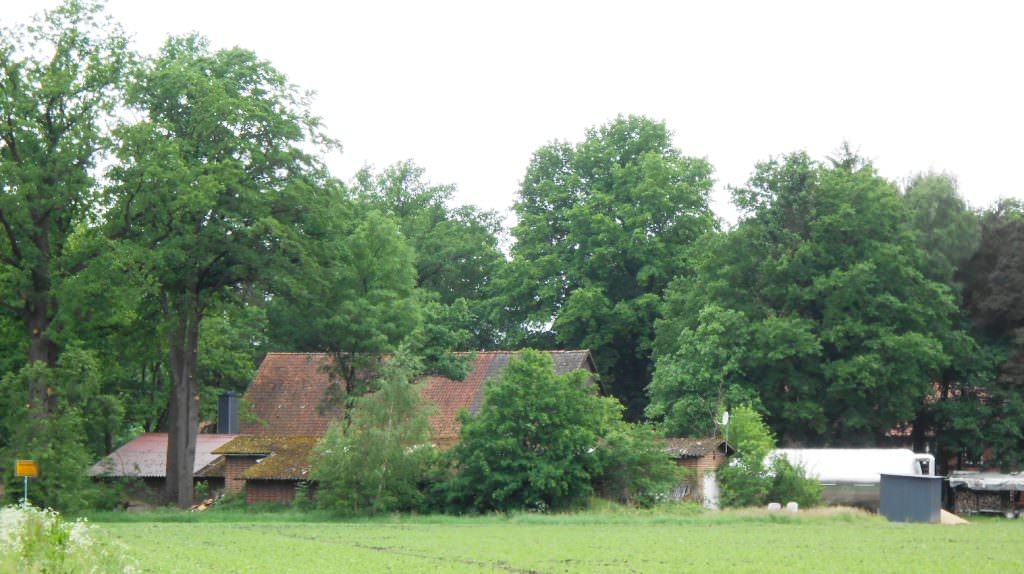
[768,449,935,509]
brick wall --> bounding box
[246,480,298,505]
[673,451,728,500]
[224,456,260,494]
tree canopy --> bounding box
[505,115,716,418]
[649,151,962,445]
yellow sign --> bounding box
[15,460,38,478]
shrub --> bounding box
[0,503,137,573]
[718,405,821,508]
[591,422,683,508]
[767,457,823,508]
[311,350,437,515]
[444,350,613,512]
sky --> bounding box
[7,1,1024,225]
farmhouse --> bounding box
[91,350,599,505]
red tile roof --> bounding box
[243,351,596,444]
[88,433,237,478]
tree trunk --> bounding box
[24,286,58,411]
[164,303,202,508]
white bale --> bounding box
[787,501,799,513]
[767,502,782,511]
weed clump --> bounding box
[0,503,137,573]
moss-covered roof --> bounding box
[213,435,316,456]
[233,436,320,481]
[196,456,226,478]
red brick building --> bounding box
[220,350,597,503]
[662,437,734,508]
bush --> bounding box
[718,405,820,509]
[591,423,683,508]
[767,457,823,508]
[311,350,437,515]
[444,350,613,512]
[0,503,137,573]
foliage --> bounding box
[590,421,682,508]
[0,0,131,370]
[902,172,981,286]
[311,350,438,515]
[766,457,823,508]
[354,161,507,349]
[105,32,331,506]
[719,406,820,508]
[505,115,716,417]
[718,405,775,508]
[651,150,960,445]
[945,201,1024,468]
[0,350,119,513]
[646,304,763,436]
[0,504,138,574]
[445,350,614,512]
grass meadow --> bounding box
[92,507,1024,574]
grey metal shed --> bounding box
[879,474,944,523]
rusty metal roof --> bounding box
[88,433,237,478]
[661,437,733,458]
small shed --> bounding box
[662,437,734,509]
[212,435,319,505]
[949,471,1024,517]
[879,474,943,523]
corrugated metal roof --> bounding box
[89,433,237,478]
[661,437,731,458]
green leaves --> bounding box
[652,151,962,444]
[311,349,437,515]
[508,115,716,416]
[446,350,612,512]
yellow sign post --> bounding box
[15,460,38,502]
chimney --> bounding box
[218,391,240,434]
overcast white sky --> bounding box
[8,1,1024,225]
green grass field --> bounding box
[95,509,1024,573]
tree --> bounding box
[0,347,113,511]
[267,207,423,401]
[311,349,436,515]
[945,200,1024,468]
[718,405,821,508]
[650,150,960,445]
[105,35,330,506]
[902,172,981,286]
[445,350,615,512]
[0,0,129,394]
[505,116,716,417]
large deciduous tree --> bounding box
[353,161,507,349]
[947,201,1024,467]
[649,150,960,444]
[106,35,330,506]
[0,0,128,390]
[506,116,715,417]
